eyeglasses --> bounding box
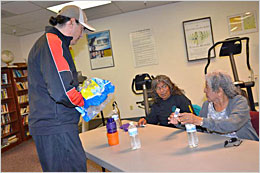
[156,84,168,91]
[224,138,242,148]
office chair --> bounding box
[250,111,259,136]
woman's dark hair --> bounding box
[49,15,79,26]
[151,75,184,102]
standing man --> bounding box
[27,5,95,172]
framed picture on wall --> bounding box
[87,30,115,70]
[227,11,258,36]
[183,17,216,61]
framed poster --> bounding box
[87,30,114,70]
[227,11,258,36]
[183,17,215,61]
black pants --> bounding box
[32,131,87,172]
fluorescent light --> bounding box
[47,1,111,13]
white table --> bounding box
[80,121,259,172]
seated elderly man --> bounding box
[169,70,259,141]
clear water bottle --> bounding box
[128,122,141,150]
[111,109,121,129]
[174,108,180,118]
[185,124,198,148]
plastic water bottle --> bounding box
[128,122,141,150]
[185,124,198,148]
[106,118,119,146]
[174,108,180,118]
[111,109,121,129]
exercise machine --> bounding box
[204,37,256,111]
[131,73,154,116]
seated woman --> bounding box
[138,75,193,128]
[169,70,259,141]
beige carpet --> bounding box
[1,138,102,172]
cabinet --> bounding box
[1,65,30,153]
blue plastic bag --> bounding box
[75,77,115,122]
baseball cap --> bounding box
[57,5,96,32]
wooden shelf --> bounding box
[1,130,19,138]
[19,101,29,107]
[1,66,30,153]
[1,110,16,115]
[1,97,15,102]
[1,83,12,88]
[1,118,18,126]
[21,112,29,117]
[14,76,28,83]
[1,139,22,152]
[17,89,28,94]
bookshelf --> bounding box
[1,65,31,152]
[1,67,23,152]
[12,65,31,141]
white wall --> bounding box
[19,32,45,61]
[3,1,259,119]
[1,33,24,65]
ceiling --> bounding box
[1,1,177,37]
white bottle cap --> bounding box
[174,108,180,118]
[112,114,119,120]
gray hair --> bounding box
[205,70,240,98]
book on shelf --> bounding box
[6,114,11,122]
[13,69,27,78]
[1,88,8,99]
[6,124,11,134]
[2,124,12,135]
[25,115,28,124]
[16,81,28,90]
[1,73,8,84]
[1,135,18,148]
[22,115,29,125]
[1,114,11,124]
[1,103,9,113]
[1,115,5,124]
[18,95,29,104]
[22,69,28,76]
[1,138,9,148]
[8,134,18,143]
[9,137,18,144]
[13,70,23,78]
[1,115,6,124]
[20,105,29,115]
